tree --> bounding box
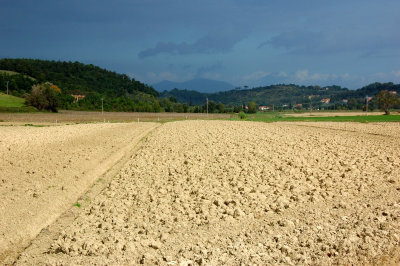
[248,101,257,114]
[233,105,243,113]
[348,98,360,110]
[216,102,225,113]
[183,103,189,113]
[376,90,399,115]
[152,100,161,112]
[174,103,184,113]
[160,98,173,112]
[25,82,60,112]
[204,101,216,113]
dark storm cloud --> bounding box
[265,27,400,57]
[1,0,400,88]
[138,29,247,58]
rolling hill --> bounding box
[153,78,235,93]
[0,58,162,112]
[0,58,158,97]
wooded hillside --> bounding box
[0,58,158,97]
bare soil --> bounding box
[9,120,400,265]
[0,110,230,124]
[0,122,158,263]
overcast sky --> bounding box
[1,0,399,89]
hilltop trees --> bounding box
[376,90,399,115]
[0,59,158,97]
[0,59,165,112]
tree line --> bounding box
[2,75,399,114]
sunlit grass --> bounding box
[0,93,25,107]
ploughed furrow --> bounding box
[287,121,400,138]
[0,122,157,264]
[17,120,400,265]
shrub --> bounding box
[25,82,60,112]
[238,111,247,120]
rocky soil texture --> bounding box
[13,121,400,264]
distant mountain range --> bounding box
[153,78,235,93]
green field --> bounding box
[0,70,36,80]
[0,93,25,107]
[0,93,38,112]
[232,112,400,123]
[0,70,20,75]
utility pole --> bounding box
[101,98,104,115]
[206,97,209,117]
[365,95,368,115]
[6,81,9,95]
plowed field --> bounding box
[2,121,400,265]
[0,122,158,263]
[0,121,400,265]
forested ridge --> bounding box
[0,58,161,111]
[0,58,157,97]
